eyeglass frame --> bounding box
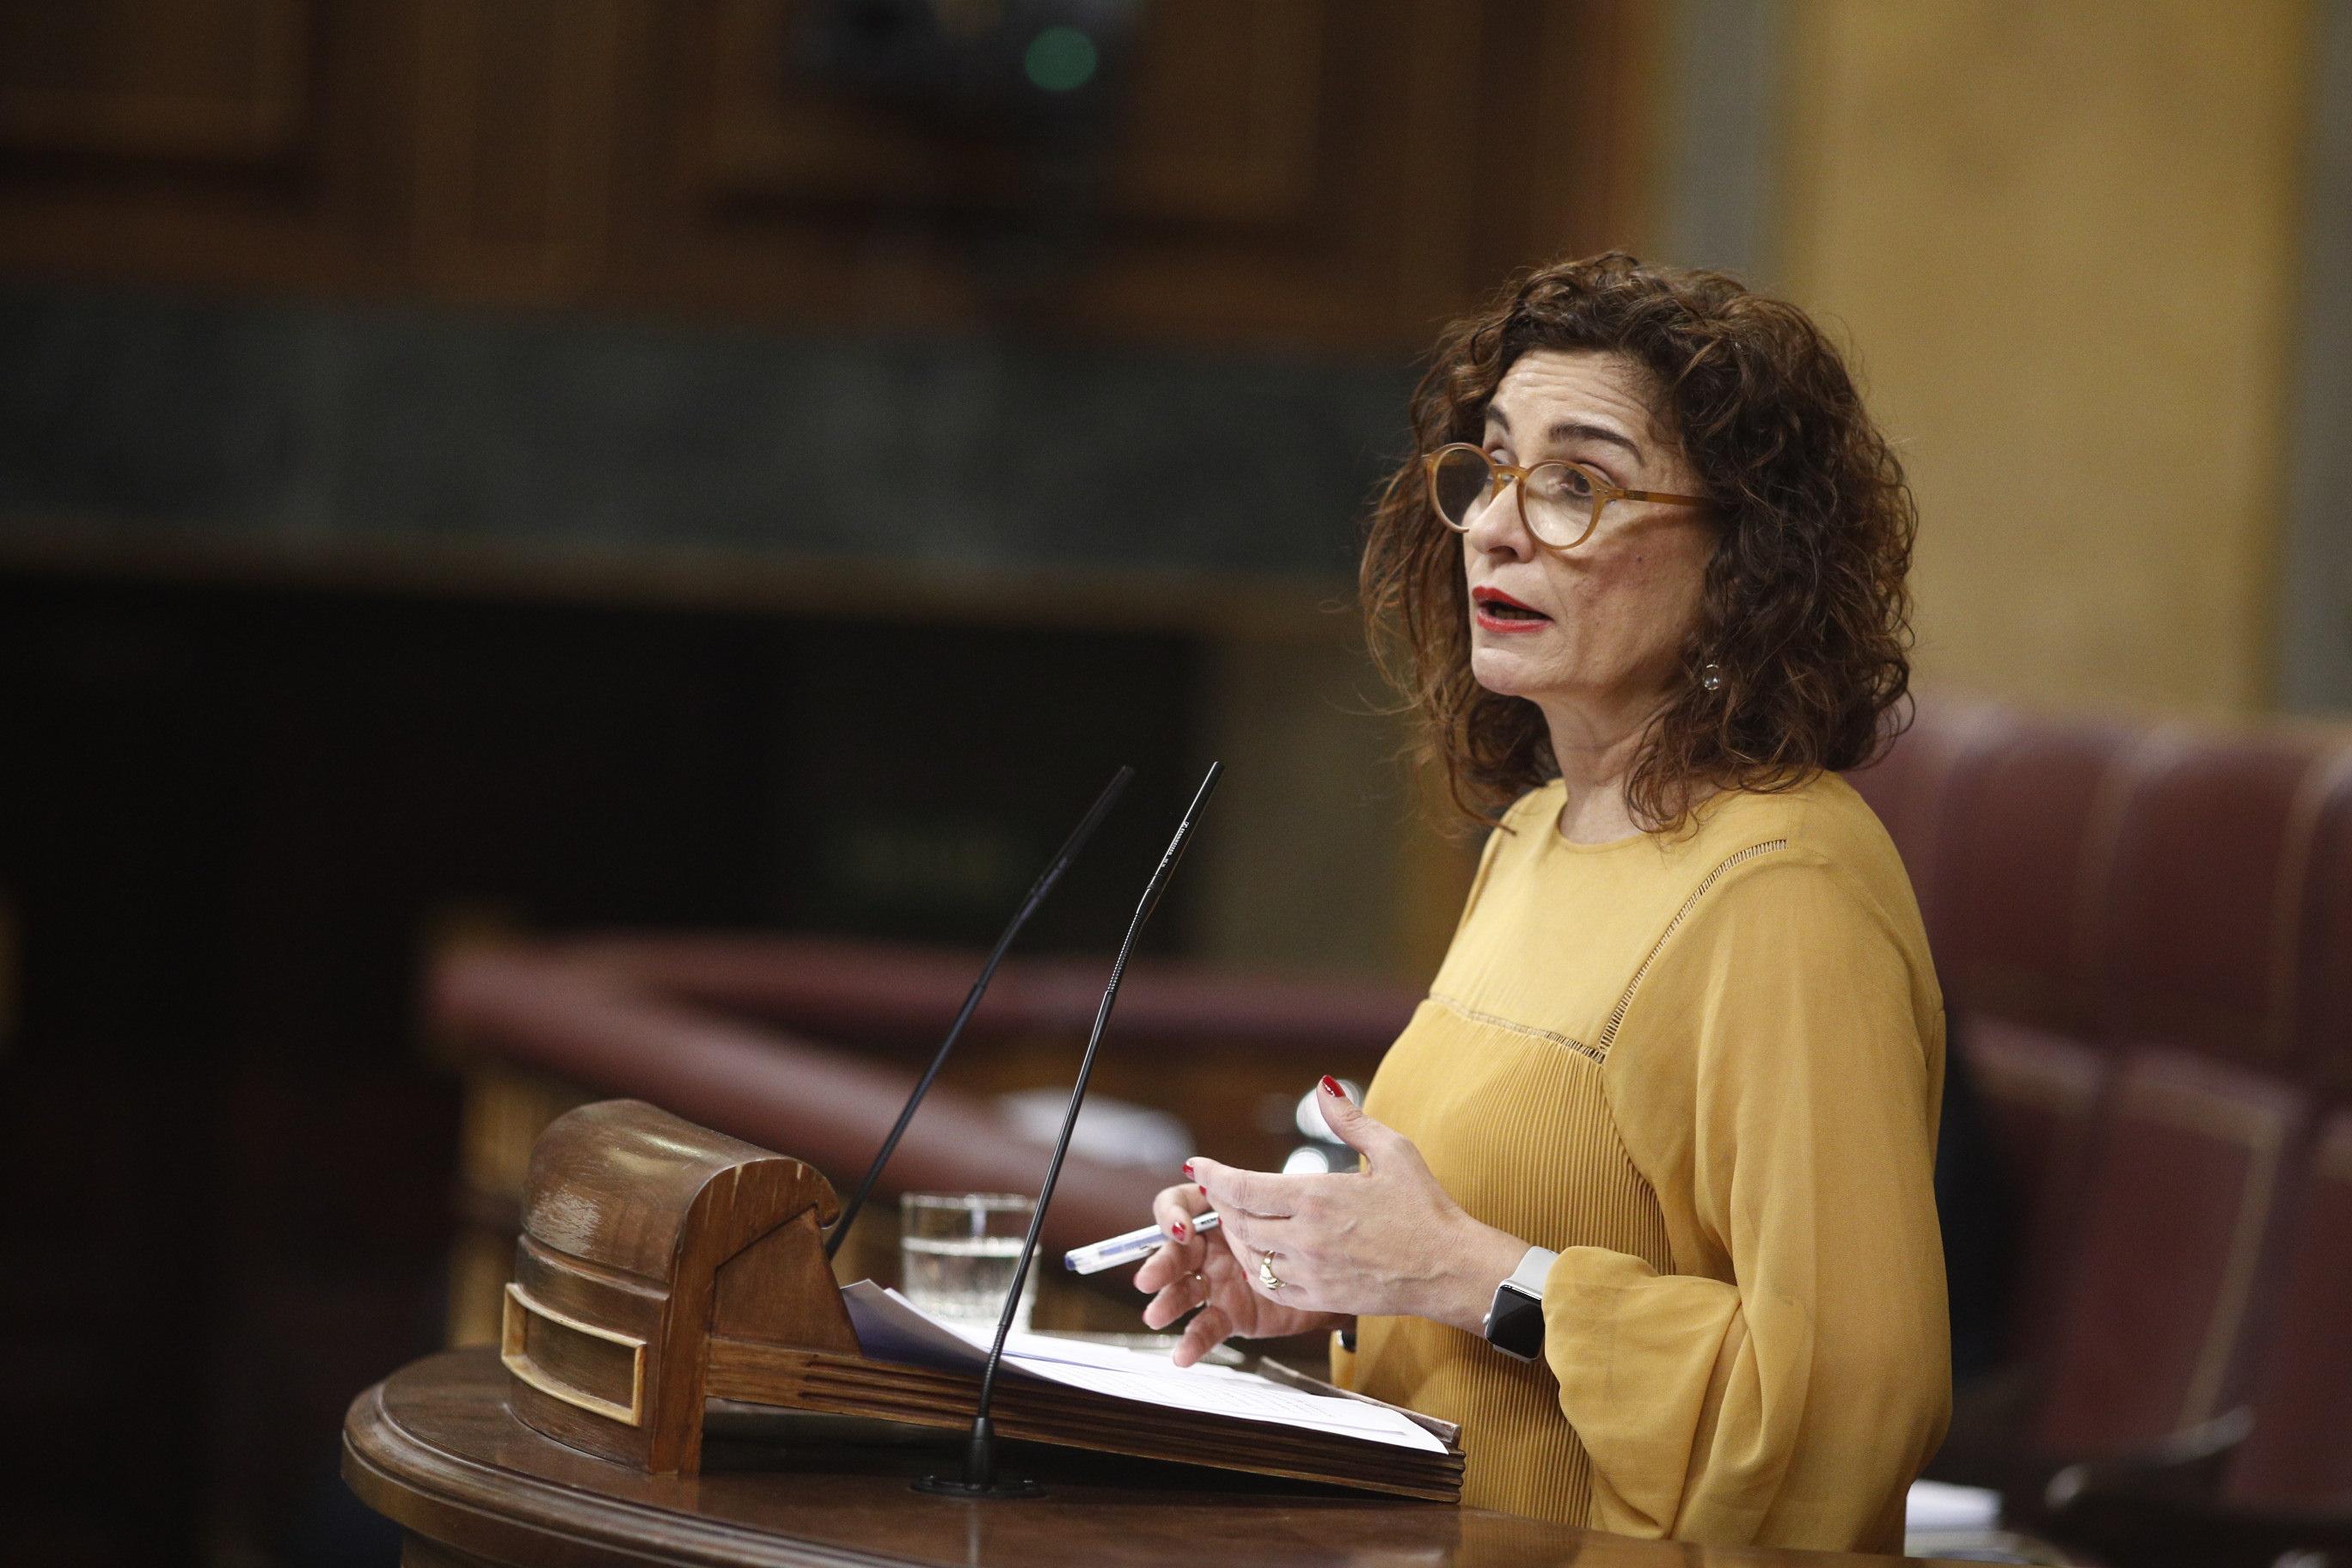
[1421,442,1711,550]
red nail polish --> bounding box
[1172,1222,1187,1239]
[1197,1184,1208,1197]
[1182,1160,1195,1179]
[1320,1075,1345,1099]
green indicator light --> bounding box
[1024,25,1099,93]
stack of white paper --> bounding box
[841,1281,1447,1455]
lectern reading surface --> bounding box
[348,1351,1969,1568]
[499,1099,1465,1499]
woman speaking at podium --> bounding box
[1137,253,1948,1556]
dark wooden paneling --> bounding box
[407,0,626,299]
[698,0,1321,226]
[623,0,1609,346]
[0,0,311,162]
[0,0,1657,350]
[0,0,411,292]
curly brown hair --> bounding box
[1360,252,1917,833]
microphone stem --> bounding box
[968,763,1222,1472]
[825,766,1132,1262]
[971,943,1133,1424]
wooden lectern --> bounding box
[356,1351,1978,1568]
[498,1098,861,1477]
[498,1099,1461,1500]
[344,1097,1972,1566]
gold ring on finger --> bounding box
[1258,1253,1285,1292]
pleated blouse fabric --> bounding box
[1332,773,1951,1556]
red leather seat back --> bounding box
[2226,1110,2352,1508]
[2293,762,2352,1096]
[1936,721,2136,1037]
[2034,1050,2306,1456]
[1961,1018,2110,1363]
[1844,697,2015,958]
[2098,732,2333,1069]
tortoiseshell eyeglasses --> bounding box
[1423,443,1709,550]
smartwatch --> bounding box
[1481,1246,1559,1362]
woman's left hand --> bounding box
[1189,1077,1531,1336]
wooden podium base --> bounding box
[343,1350,1957,1568]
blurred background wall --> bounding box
[1664,0,2332,719]
[1,1,2347,1564]
[1779,0,2314,717]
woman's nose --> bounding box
[1461,477,1534,558]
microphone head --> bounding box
[1137,762,1222,924]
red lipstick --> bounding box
[1472,585,1551,634]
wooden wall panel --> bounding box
[0,0,409,291]
[698,0,1320,227]
[1106,1,1320,226]
[0,0,1657,352]
[0,0,310,163]
[1465,0,1661,285]
[622,0,1653,347]
[406,0,624,298]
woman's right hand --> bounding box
[1134,1179,1341,1367]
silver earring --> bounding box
[1700,662,1723,693]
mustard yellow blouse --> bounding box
[1333,772,1950,1555]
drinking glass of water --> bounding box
[898,1192,1038,1332]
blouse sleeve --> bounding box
[1539,854,1950,1552]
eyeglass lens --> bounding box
[1430,448,1599,547]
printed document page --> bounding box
[841,1282,1447,1455]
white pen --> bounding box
[1062,1210,1222,1275]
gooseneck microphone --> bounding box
[916,761,1224,1499]
[823,765,1135,1262]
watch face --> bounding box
[1485,1284,1545,1361]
